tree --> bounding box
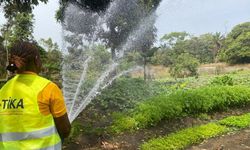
[140,47,158,80]
[153,31,224,68]
[100,0,146,59]
[211,32,224,62]
[10,13,34,45]
[185,35,214,63]
[56,0,111,21]
[57,0,162,59]
[0,0,47,47]
[160,32,222,64]
[157,32,192,67]
[0,12,34,48]
[160,32,190,56]
[39,38,60,52]
[169,53,200,78]
[0,35,7,79]
[0,0,48,18]
[151,32,185,67]
[39,38,63,85]
[150,46,173,66]
[0,0,46,40]
[219,22,250,64]
[161,31,190,47]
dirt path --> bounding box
[188,129,250,150]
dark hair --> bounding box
[7,41,41,73]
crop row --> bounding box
[141,113,250,150]
[109,85,250,133]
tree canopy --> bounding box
[0,0,48,47]
[0,0,48,18]
[58,0,162,59]
[219,22,250,64]
[57,0,161,21]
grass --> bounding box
[141,113,250,150]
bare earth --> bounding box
[188,129,250,150]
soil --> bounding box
[63,106,250,150]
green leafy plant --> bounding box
[94,78,169,112]
[109,85,250,133]
[210,75,234,86]
[218,113,250,128]
[69,121,84,138]
[109,113,137,133]
[141,113,250,150]
[141,123,228,150]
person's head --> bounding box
[7,41,42,74]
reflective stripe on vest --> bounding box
[0,126,57,142]
[0,74,61,150]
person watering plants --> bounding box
[0,41,71,150]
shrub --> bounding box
[169,53,200,78]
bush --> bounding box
[169,53,199,78]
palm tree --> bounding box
[212,32,224,63]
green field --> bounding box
[62,64,250,149]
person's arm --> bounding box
[54,113,71,139]
[48,82,71,139]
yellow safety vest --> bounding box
[0,74,61,150]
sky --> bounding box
[156,0,250,39]
[0,0,250,48]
